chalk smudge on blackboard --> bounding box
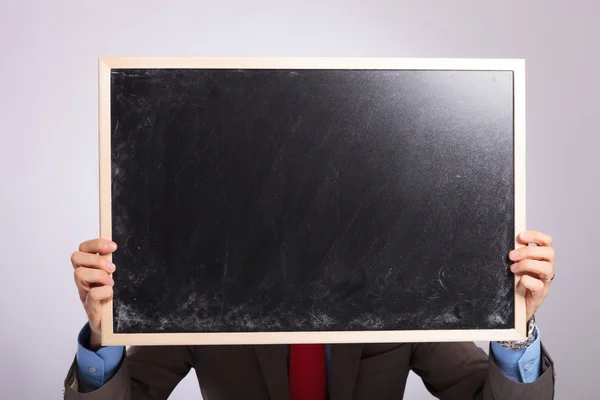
[429,309,460,326]
[349,314,384,329]
[438,268,449,291]
[114,303,152,331]
[309,312,337,329]
[487,312,507,325]
[223,303,284,331]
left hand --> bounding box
[509,230,555,321]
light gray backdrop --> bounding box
[1,0,597,399]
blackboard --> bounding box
[98,58,527,345]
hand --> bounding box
[71,238,117,350]
[508,230,555,321]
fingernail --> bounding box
[110,277,115,286]
[109,263,116,272]
[510,263,518,271]
[510,249,519,258]
[520,232,526,239]
[109,242,117,250]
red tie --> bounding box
[289,344,327,400]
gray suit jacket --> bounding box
[64,341,555,399]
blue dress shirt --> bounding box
[76,323,542,393]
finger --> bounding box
[74,267,114,291]
[509,245,554,262]
[517,230,553,247]
[85,286,114,330]
[517,274,545,302]
[79,238,117,255]
[71,251,116,273]
[87,285,114,303]
[510,259,554,280]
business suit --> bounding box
[64,341,555,399]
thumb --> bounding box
[85,285,113,334]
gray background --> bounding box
[0,0,597,398]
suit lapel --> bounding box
[254,345,290,400]
[330,343,363,400]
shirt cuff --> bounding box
[76,323,125,393]
[491,326,542,383]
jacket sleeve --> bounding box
[409,341,555,399]
[64,345,195,400]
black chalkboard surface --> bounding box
[99,58,527,345]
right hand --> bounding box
[71,238,117,350]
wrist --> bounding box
[497,314,537,350]
[89,331,102,351]
[79,322,103,351]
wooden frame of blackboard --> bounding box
[98,57,527,346]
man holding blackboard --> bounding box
[63,229,555,399]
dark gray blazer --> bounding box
[64,341,555,399]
